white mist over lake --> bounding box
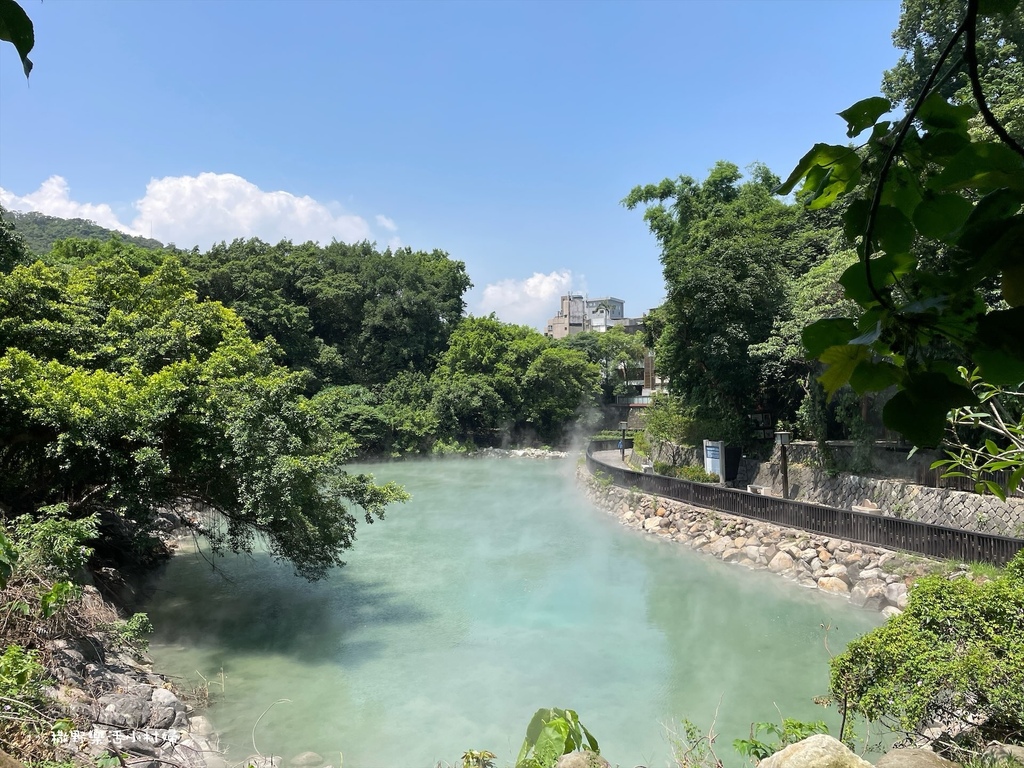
[144,458,880,767]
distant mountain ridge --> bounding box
[1,209,165,255]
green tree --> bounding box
[555,327,647,401]
[182,238,471,388]
[0,257,406,580]
[521,346,600,441]
[624,162,842,441]
[430,315,598,443]
[0,206,30,273]
[883,0,1024,142]
[2,209,164,255]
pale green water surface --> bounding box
[144,457,881,767]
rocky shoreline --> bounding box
[577,464,930,615]
[474,446,569,459]
[33,590,222,768]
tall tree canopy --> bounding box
[181,238,472,389]
[430,316,600,442]
[556,327,648,402]
[883,0,1024,141]
[624,162,843,440]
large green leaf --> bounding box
[873,205,916,254]
[533,720,569,767]
[913,192,974,241]
[818,344,870,396]
[802,317,858,357]
[843,198,870,243]
[920,131,971,162]
[963,188,1024,231]
[975,308,1024,384]
[850,359,902,394]
[0,0,33,77]
[839,252,915,305]
[972,219,1024,281]
[916,92,975,133]
[838,97,892,138]
[777,144,861,207]
[930,143,1024,192]
[882,373,978,447]
[1003,264,1024,308]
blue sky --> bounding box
[0,0,902,329]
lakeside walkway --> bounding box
[591,449,631,470]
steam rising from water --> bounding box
[144,458,879,767]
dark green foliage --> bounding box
[831,549,1024,748]
[653,462,720,483]
[0,0,33,77]
[515,708,599,768]
[3,210,165,255]
[883,0,1024,142]
[733,718,829,761]
[181,238,472,388]
[307,378,438,457]
[430,316,600,443]
[13,504,97,581]
[555,327,647,402]
[0,207,31,273]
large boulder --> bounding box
[769,551,795,573]
[817,576,850,595]
[759,735,872,768]
[875,748,959,767]
[984,742,1024,763]
[850,579,887,610]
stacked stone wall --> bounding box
[741,451,1024,537]
[639,437,1024,537]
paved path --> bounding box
[592,449,632,470]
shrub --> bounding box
[654,462,720,483]
[515,707,599,768]
[830,548,1024,752]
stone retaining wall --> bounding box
[578,464,928,616]
[741,451,1024,537]
[637,437,1024,537]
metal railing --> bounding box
[586,440,1024,566]
[614,395,652,406]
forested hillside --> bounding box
[2,209,164,254]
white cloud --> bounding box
[477,270,578,329]
[133,173,373,248]
[0,173,394,250]
[0,176,137,234]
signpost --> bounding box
[703,439,724,482]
